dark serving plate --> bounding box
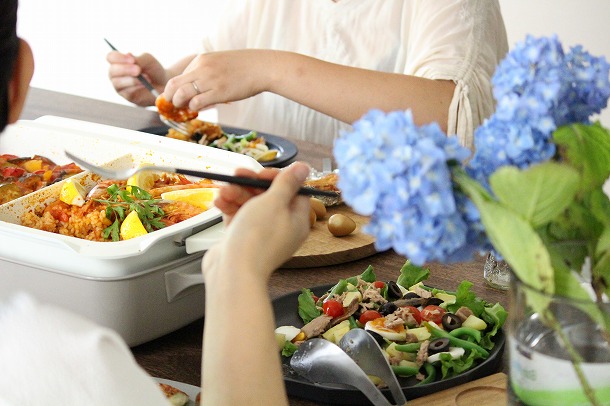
[138,125,298,168]
[273,284,506,405]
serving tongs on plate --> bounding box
[64,151,340,198]
[104,38,190,136]
[290,329,407,405]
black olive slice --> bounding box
[367,330,386,346]
[402,292,420,300]
[387,281,403,299]
[428,337,450,354]
[379,302,398,316]
[441,313,463,331]
[423,297,444,307]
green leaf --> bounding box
[553,122,610,192]
[297,288,321,324]
[480,303,508,349]
[396,260,430,288]
[489,162,579,228]
[281,341,299,357]
[590,188,610,228]
[446,281,485,316]
[345,265,377,285]
[455,170,555,294]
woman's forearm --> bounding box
[265,51,455,132]
[201,260,288,406]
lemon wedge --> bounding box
[120,210,149,240]
[160,188,220,210]
[258,149,279,162]
[59,179,86,206]
[126,167,156,191]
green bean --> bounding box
[449,327,482,343]
[425,322,489,358]
[395,342,421,353]
[416,363,437,385]
[348,316,358,330]
[391,364,419,377]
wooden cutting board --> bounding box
[408,373,507,405]
[282,204,377,268]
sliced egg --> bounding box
[59,179,86,206]
[364,316,407,341]
[274,325,301,342]
[426,346,465,363]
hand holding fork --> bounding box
[104,38,191,136]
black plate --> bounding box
[273,284,505,405]
[138,125,298,168]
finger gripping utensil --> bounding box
[64,151,340,198]
[339,329,408,405]
[290,339,393,406]
[104,38,190,137]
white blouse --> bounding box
[202,0,508,148]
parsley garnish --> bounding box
[95,184,166,241]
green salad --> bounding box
[275,261,507,384]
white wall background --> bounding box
[16,0,610,125]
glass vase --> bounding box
[507,275,610,405]
[483,252,511,290]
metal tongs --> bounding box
[104,38,190,136]
[290,328,407,405]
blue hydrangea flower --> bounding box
[333,110,475,265]
[468,35,610,188]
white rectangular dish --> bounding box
[0,116,261,345]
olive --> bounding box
[366,330,386,346]
[441,313,463,331]
[402,292,420,300]
[386,281,403,299]
[428,337,450,354]
[310,197,327,219]
[327,213,357,237]
[424,297,444,307]
[309,207,317,227]
[379,302,398,316]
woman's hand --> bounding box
[106,51,169,106]
[203,162,311,281]
[162,49,277,112]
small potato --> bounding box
[310,197,327,219]
[309,207,317,227]
[327,213,356,237]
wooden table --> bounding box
[22,87,509,405]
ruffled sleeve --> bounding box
[402,0,508,149]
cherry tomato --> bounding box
[420,305,446,325]
[373,281,385,289]
[401,305,422,326]
[322,300,344,318]
[359,310,383,325]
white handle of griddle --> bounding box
[163,222,225,302]
[184,221,226,254]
